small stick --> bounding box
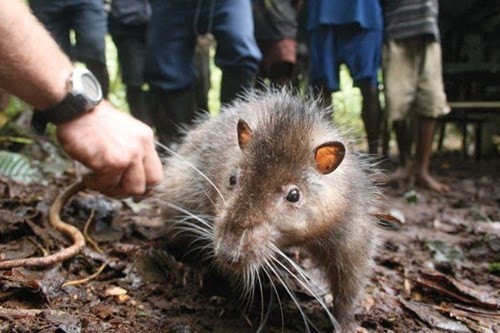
[62,262,108,287]
[83,209,103,254]
[0,181,86,269]
[0,307,71,318]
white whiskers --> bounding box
[156,141,227,206]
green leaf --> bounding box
[426,240,465,262]
[0,150,41,184]
[488,262,500,275]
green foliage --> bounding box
[425,240,465,262]
[404,190,422,204]
[331,65,378,139]
[208,48,222,115]
[0,150,41,184]
[105,36,129,113]
[3,96,27,118]
[488,262,500,275]
[0,96,28,129]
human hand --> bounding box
[56,100,164,197]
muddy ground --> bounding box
[0,142,499,332]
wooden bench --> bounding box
[437,101,500,160]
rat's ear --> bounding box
[314,141,345,174]
[237,119,252,150]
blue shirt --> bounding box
[307,0,383,31]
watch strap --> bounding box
[31,93,88,133]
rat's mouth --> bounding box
[215,250,253,269]
[214,254,263,287]
[213,243,265,275]
[212,226,272,275]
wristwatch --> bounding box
[31,67,103,133]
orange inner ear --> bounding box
[314,141,345,174]
[237,119,252,150]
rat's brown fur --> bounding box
[153,89,379,332]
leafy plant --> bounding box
[0,150,41,184]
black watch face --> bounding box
[81,72,101,102]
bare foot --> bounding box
[376,166,411,185]
[416,171,450,193]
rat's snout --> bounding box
[213,221,271,272]
[213,240,240,266]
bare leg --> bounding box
[311,85,333,120]
[388,119,413,182]
[415,116,449,192]
[358,80,381,155]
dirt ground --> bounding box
[0,147,499,332]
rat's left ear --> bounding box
[314,141,345,174]
[237,119,253,150]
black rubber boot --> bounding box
[220,67,257,105]
[127,86,152,126]
[148,88,197,146]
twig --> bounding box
[0,307,71,319]
[27,236,49,257]
[0,136,34,145]
[82,209,103,254]
[62,262,108,287]
[0,181,86,269]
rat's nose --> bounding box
[214,241,238,263]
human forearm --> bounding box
[0,0,72,110]
[0,1,164,197]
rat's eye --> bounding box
[286,188,300,202]
[229,172,237,186]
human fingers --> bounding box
[82,171,122,197]
[143,142,164,188]
[110,158,147,197]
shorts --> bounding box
[29,0,107,64]
[309,25,382,92]
[111,31,147,87]
[383,38,449,121]
[257,37,297,74]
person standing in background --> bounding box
[307,0,383,155]
[108,0,152,125]
[143,0,261,145]
[382,0,450,193]
[252,0,302,88]
[29,0,110,98]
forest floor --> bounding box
[0,134,499,332]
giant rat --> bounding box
[153,89,379,332]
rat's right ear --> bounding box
[314,141,345,174]
[237,119,253,150]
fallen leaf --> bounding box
[425,240,465,262]
[374,208,406,229]
[436,302,500,333]
[414,270,499,310]
[400,298,472,332]
[116,294,130,303]
[104,286,127,297]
